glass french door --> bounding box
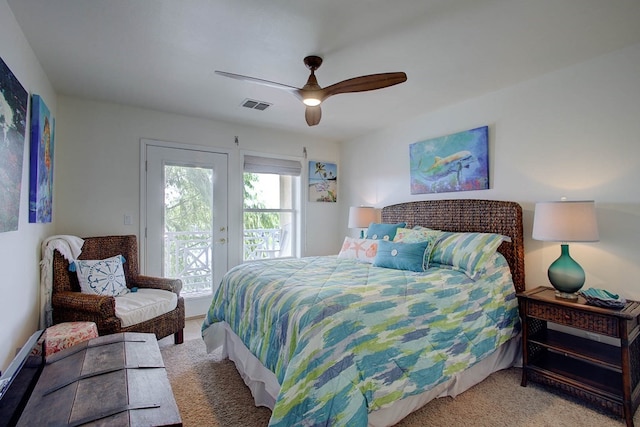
[143,143,228,317]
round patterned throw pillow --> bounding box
[72,255,129,297]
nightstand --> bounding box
[517,286,640,427]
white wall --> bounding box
[54,97,341,268]
[340,43,640,300]
[0,0,57,371]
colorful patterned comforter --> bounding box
[202,254,519,426]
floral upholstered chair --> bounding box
[51,235,185,344]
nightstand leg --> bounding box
[518,300,529,388]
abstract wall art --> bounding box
[29,94,55,223]
[410,126,489,194]
[308,161,337,202]
[0,57,29,232]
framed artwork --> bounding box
[409,126,489,194]
[0,57,29,232]
[308,161,337,202]
[29,94,55,223]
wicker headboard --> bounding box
[381,199,525,292]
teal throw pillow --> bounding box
[366,222,407,241]
[373,240,430,272]
[393,227,443,269]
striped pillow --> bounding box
[430,232,510,279]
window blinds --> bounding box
[243,155,302,176]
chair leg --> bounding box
[174,329,184,344]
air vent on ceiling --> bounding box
[241,99,272,111]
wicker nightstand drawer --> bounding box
[526,300,620,337]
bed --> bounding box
[202,199,525,426]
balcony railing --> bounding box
[243,228,285,260]
[164,228,285,296]
[164,231,212,296]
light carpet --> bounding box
[161,339,633,426]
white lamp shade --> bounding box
[532,200,599,242]
[348,206,377,228]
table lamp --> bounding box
[348,206,377,238]
[532,200,599,300]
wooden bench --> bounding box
[17,332,181,426]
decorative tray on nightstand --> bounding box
[579,288,626,309]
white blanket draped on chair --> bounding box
[39,235,84,329]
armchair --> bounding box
[51,235,185,344]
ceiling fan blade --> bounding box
[319,72,407,101]
[215,70,302,97]
[305,106,322,126]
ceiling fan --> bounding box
[215,56,407,126]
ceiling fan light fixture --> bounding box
[302,97,321,107]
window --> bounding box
[243,155,301,261]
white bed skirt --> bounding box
[203,322,521,427]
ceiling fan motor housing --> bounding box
[303,55,323,71]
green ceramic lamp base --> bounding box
[548,244,585,300]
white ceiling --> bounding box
[7,0,640,142]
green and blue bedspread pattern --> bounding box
[203,255,519,426]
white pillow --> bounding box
[337,237,379,263]
[72,255,129,297]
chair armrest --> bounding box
[131,275,182,295]
[52,291,116,317]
